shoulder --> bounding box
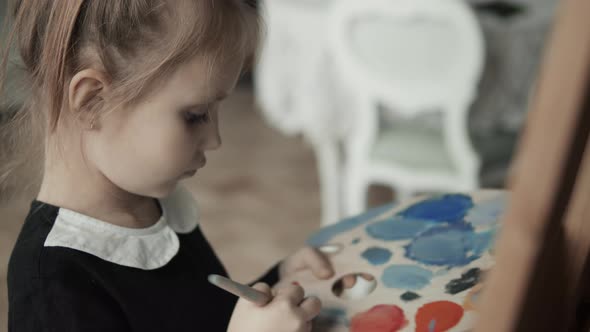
[8,202,102,306]
[8,201,59,281]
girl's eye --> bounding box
[183,110,210,125]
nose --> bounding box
[204,130,221,151]
[201,112,222,151]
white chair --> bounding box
[329,0,485,217]
[255,0,348,226]
[254,0,334,136]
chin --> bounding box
[146,182,179,199]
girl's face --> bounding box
[85,55,243,198]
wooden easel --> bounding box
[474,0,590,330]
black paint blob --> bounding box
[445,268,481,295]
[400,291,421,301]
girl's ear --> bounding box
[68,69,110,129]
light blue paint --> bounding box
[471,289,481,303]
[428,319,436,332]
[361,247,393,265]
[468,229,496,256]
[465,195,506,227]
[405,223,486,267]
[397,194,474,223]
[366,216,434,241]
[307,202,396,246]
[435,268,450,277]
[381,264,433,290]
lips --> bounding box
[196,156,207,170]
[184,159,206,177]
[185,169,197,177]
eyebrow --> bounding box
[182,92,229,111]
[203,92,229,104]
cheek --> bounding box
[88,111,194,196]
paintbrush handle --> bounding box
[208,274,272,306]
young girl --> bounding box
[1,1,335,331]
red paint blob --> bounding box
[415,301,464,332]
[350,304,407,332]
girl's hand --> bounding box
[279,246,335,280]
[279,246,373,296]
[227,282,322,332]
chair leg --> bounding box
[314,142,343,226]
[343,164,369,218]
[445,104,480,192]
[393,187,413,203]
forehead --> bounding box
[164,54,245,102]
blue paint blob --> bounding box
[381,264,433,290]
[468,229,496,256]
[398,194,474,223]
[316,308,349,328]
[361,247,393,265]
[465,195,506,227]
[351,238,361,245]
[307,202,396,246]
[322,308,347,317]
[366,216,434,241]
[471,289,481,303]
[405,223,482,267]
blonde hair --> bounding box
[0,0,260,200]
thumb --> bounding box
[249,282,272,307]
[251,282,271,293]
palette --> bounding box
[277,190,506,331]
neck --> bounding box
[37,134,161,229]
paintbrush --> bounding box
[208,274,272,306]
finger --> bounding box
[275,283,305,305]
[250,283,272,307]
[298,296,322,322]
[302,247,334,279]
[251,282,271,293]
[342,275,357,289]
[360,273,375,281]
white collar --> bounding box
[43,185,199,270]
